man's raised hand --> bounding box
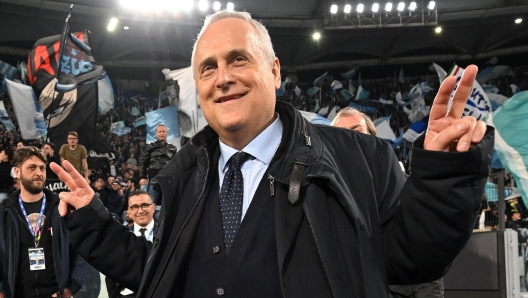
[50,161,95,217]
[424,64,487,152]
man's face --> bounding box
[94,178,104,190]
[156,126,167,142]
[128,194,156,227]
[334,114,370,135]
[107,177,115,185]
[43,144,53,156]
[15,156,46,195]
[512,212,521,221]
[193,18,281,141]
[0,150,6,162]
[16,142,24,150]
[67,134,78,146]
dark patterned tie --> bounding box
[220,151,250,252]
[139,228,147,238]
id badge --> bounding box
[28,248,46,271]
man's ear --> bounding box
[13,167,20,179]
[272,57,281,90]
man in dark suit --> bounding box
[51,10,493,298]
[106,190,157,298]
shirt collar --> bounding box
[134,219,154,234]
[219,113,283,173]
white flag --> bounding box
[448,65,492,121]
[5,79,43,139]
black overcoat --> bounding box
[64,101,494,298]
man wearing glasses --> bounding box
[59,131,89,180]
[106,190,157,298]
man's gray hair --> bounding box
[330,107,377,136]
[191,10,276,71]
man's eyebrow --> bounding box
[198,57,216,71]
[348,125,362,130]
[198,48,253,70]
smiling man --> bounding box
[0,147,85,298]
[52,10,494,298]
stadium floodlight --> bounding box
[181,0,193,11]
[344,4,352,13]
[198,0,208,11]
[357,3,364,13]
[409,2,417,11]
[313,32,321,40]
[107,18,118,32]
[213,1,221,10]
[515,18,523,24]
[372,3,379,12]
[428,1,435,10]
[397,2,405,11]
[385,2,392,11]
[330,4,338,14]
[124,26,130,30]
[226,2,234,11]
[435,26,442,33]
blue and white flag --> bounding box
[133,116,146,127]
[131,107,140,117]
[340,89,353,101]
[146,105,180,146]
[112,127,131,137]
[0,101,15,131]
[327,106,337,121]
[314,72,328,87]
[5,79,45,139]
[355,85,370,100]
[348,79,356,95]
[18,61,28,84]
[487,93,509,111]
[98,76,114,115]
[482,85,500,94]
[486,91,528,207]
[298,110,331,125]
[447,64,492,121]
[432,62,447,83]
[294,86,302,98]
[162,67,207,138]
[110,121,125,131]
[398,67,404,84]
[341,68,357,80]
[349,102,377,114]
[330,80,343,90]
[1,60,20,93]
[511,84,521,95]
[403,115,429,142]
[476,66,511,84]
[307,87,320,97]
[374,118,396,141]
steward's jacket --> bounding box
[0,188,86,298]
[138,140,177,179]
[63,101,494,298]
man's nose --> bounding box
[215,65,235,89]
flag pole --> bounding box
[46,4,73,144]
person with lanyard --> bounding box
[0,146,86,298]
[105,190,157,298]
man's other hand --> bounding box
[424,64,487,152]
[51,161,95,217]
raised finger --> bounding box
[456,117,477,152]
[429,76,457,121]
[50,161,90,192]
[448,65,478,119]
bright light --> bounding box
[385,2,392,11]
[344,4,351,13]
[330,4,338,14]
[409,2,417,11]
[213,1,221,10]
[428,1,435,10]
[435,26,442,33]
[397,2,405,11]
[313,32,321,40]
[124,26,130,30]
[198,0,208,11]
[372,3,379,12]
[107,18,118,32]
[515,18,523,24]
[226,2,234,11]
[357,3,364,13]
[179,0,193,11]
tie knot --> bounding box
[139,228,147,237]
[229,152,250,170]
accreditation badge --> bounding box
[28,248,46,270]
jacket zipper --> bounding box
[301,117,311,146]
[303,206,337,298]
[268,174,275,196]
[147,147,210,298]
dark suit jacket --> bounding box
[63,101,494,298]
